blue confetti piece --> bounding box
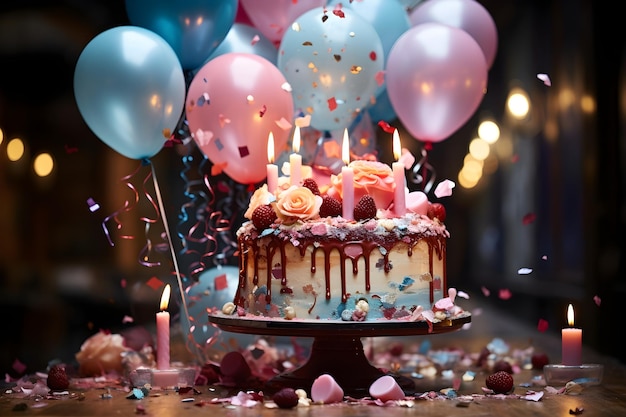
[214,138,223,151]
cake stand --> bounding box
[208,313,471,397]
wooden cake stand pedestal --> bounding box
[209,314,471,398]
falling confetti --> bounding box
[498,289,512,300]
[328,97,338,111]
[593,295,601,306]
[537,73,551,86]
[517,268,533,275]
[522,212,536,225]
[434,179,455,198]
[537,318,549,332]
[146,276,164,291]
[377,120,396,134]
[481,286,491,297]
[87,198,100,212]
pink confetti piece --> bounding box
[434,179,455,198]
[481,286,491,297]
[375,70,385,86]
[498,288,512,300]
[259,104,267,117]
[120,278,127,288]
[146,276,164,291]
[214,273,228,291]
[218,114,231,127]
[328,97,338,111]
[537,73,551,86]
[522,391,544,401]
[537,318,549,332]
[517,268,533,275]
[511,154,519,163]
[522,212,536,225]
[457,290,470,299]
[193,129,213,147]
[542,255,548,260]
[369,51,378,61]
[122,315,134,324]
[275,117,292,130]
[377,120,395,134]
[64,144,78,154]
[593,295,601,306]
[251,35,260,45]
[12,358,27,374]
[332,9,345,18]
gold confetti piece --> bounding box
[350,65,362,74]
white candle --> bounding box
[392,129,406,216]
[289,126,302,186]
[266,132,278,193]
[561,304,582,366]
[341,128,354,220]
[156,284,171,370]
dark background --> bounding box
[0,0,624,375]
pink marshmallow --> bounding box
[368,375,405,402]
[311,374,344,403]
[406,191,429,215]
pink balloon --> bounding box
[386,23,487,144]
[410,0,498,68]
[240,0,326,44]
[186,53,294,184]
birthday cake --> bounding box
[222,160,463,323]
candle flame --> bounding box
[342,128,350,165]
[160,284,171,311]
[292,126,301,153]
[267,132,275,164]
[393,129,402,161]
[567,303,575,327]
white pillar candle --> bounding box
[341,128,354,220]
[156,284,171,370]
[266,132,278,193]
[392,129,406,216]
[289,126,302,186]
[561,304,582,366]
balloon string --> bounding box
[148,159,202,365]
[411,142,436,193]
[101,163,143,246]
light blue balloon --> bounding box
[183,266,255,350]
[125,0,237,70]
[73,26,186,160]
[278,7,384,132]
[207,23,278,65]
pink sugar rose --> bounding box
[275,186,323,225]
[329,160,396,210]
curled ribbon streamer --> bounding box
[101,162,144,246]
[410,145,437,193]
[148,160,202,364]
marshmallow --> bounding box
[368,375,405,402]
[311,374,344,404]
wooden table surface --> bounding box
[2,303,625,416]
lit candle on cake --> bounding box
[156,284,171,370]
[289,126,302,186]
[562,304,582,366]
[392,129,406,216]
[266,132,278,193]
[341,128,354,220]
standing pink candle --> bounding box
[156,284,171,370]
[289,126,302,186]
[392,129,406,216]
[266,132,278,193]
[562,304,582,366]
[341,129,354,220]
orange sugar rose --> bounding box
[275,186,323,225]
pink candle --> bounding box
[289,126,302,186]
[156,284,171,370]
[341,129,354,220]
[392,129,406,216]
[266,132,278,193]
[562,304,582,366]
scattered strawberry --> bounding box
[493,360,513,374]
[251,204,277,230]
[485,370,514,394]
[353,195,377,221]
[319,196,342,218]
[272,387,299,409]
[427,202,446,222]
[531,353,550,370]
[302,178,320,195]
[47,364,70,391]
